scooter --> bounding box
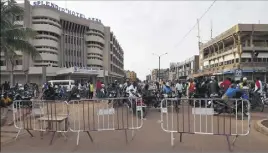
[211,91,249,117]
[129,90,147,119]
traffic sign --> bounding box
[234,69,243,78]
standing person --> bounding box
[89,82,94,99]
[3,81,8,93]
[96,80,102,98]
[208,76,220,97]
[187,79,196,98]
[175,80,183,98]
[254,77,263,94]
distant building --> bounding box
[125,70,137,82]
[146,75,151,82]
[151,68,169,81]
[170,55,199,80]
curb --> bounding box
[254,119,268,136]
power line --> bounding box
[174,0,217,48]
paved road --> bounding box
[2,107,268,153]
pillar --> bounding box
[42,66,46,84]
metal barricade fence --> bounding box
[67,97,144,145]
[13,100,69,144]
[160,97,251,151]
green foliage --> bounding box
[1,0,39,61]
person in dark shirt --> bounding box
[208,76,220,96]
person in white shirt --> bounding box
[175,80,183,98]
[126,82,137,97]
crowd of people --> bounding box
[151,76,268,106]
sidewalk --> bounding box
[1,110,25,146]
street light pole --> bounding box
[152,52,168,82]
[158,56,160,82]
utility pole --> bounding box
[152,53,168,82]
[210,20,213,39]
[197,19,201,49]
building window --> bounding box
[0,60,6,66]
[15,59,22,65]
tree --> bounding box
[1,0,39,86]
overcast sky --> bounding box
[24,0,268,80]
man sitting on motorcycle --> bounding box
[162,82,172,97]
[142,84,155,106]
[221,84,243,107]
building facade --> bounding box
[146,75,151,82]
[125,70,137,82]
[151,68,169,82]
[198,24,268,82]
[0,0,125,85]
[170,55,199,80]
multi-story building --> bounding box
[146,75,151,82]
[151,68,169,82]
[198,24,268,82]
[125,70,137,82]
[170,55,199,80]
[0,0,125,85]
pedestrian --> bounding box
[96,80,102,98]
[89,81,94,99]
[175,80,183,98]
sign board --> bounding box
[161,108,168,113]
[73,67,99,75]
[234,69,242,77]
[98,108,115,115]
[192,108,214,115]
[234,69,243,81]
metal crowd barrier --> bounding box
[68,97,143,145]
[12,97,143,146]
[160,97,251,151]
[13,100,69,144]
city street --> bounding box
[2,108,268,153]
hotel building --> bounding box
[0,0,125,85]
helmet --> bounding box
[243,77,247,81]
[166,82,170,87]
[211,76,215,80]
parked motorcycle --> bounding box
[209,91,249,117]
[129,90,147,119]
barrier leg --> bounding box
[179,133,183,142]
[225,135,233,152]
[26,129,34,137]
[86,131,94,143]
[76,132,80,146]
[15,129,21,140]
[50,132,56,145]
[171,132,175,147]
[125,129,128,144]
[40,131,43,139]
[232,135,239,146]
[131,129,135,140]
